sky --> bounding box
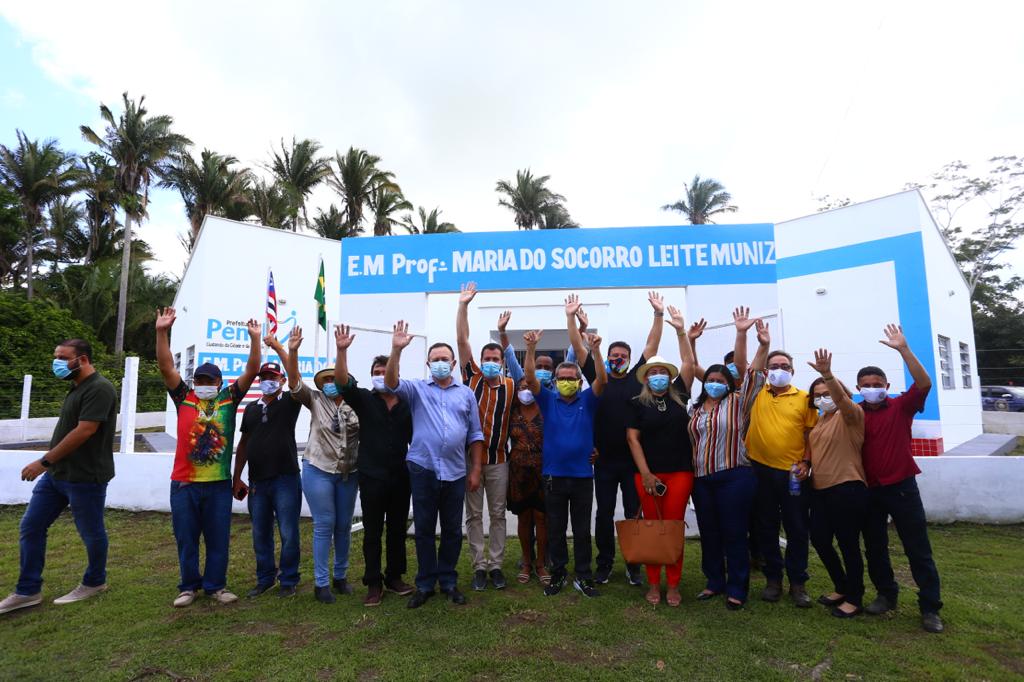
[1,0,1023,278]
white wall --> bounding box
[0,412,165,444]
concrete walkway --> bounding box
[943,433,1018,456]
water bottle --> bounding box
[788,465,802,496]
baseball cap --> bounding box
[259,362,284,378]
[194,362,223,381]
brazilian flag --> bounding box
[314,259,327,330]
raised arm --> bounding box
[265,327,301,391]
[642,291,665,360]
[523,330,543,394]
[732,307,755,375]
[565,294,588,364]
[688,318,707,380]
[750,319,770,373]
[498,310,524,382]
[155,307,183,390]
[588,332,608,396]
[456,282,477,371]
[666,306,696,392]
[386,320,414,390]
[807,348,861,425]
[334,324,356,387]
[235,319,262,395]
[880,323,932,391]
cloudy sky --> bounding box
[1,0,1022,277]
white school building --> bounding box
[165,189,982,454]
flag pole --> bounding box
[314,254,322,373]
[262,266,270,367]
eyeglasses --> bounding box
[768,364,793,371]
[330,412,342,435]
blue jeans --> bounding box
[248,473,302,588]
[170,479,233,594]
[691,466,757,602]
[752,460,811,585]
[17,474,108,595]
[302,462,359,588]
[408,461,465,593]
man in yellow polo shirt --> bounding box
[746,348,818,607]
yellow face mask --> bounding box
[556,379,580,397]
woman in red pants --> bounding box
[626,355,694,607]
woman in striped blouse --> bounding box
[677,309,769,610]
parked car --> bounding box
[981,385,1024,412]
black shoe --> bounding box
[831,604,863,619]
[442,587,467,605]
[278,585,297,598]
[544,573,567,596]
[922,611,945,633]
[594,568,611,585]
[726,598,745,611]
[246,583,274,598]
[471,570,487,592]
[626,566,644,587]
[865,595,895,615]
[489,569,507,590]
[761,582,783,602]
[818,594,845,607]
[696,590,721,601]
[407,590,434,609]
[573,578,599,598]
[332,578,354,595]
[314,586,335,604]
[789,584,812,608]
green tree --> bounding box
[369,186,412,236]
[0,131,78,300]
[495,169,567,230]
[248,178,295,230]
[78,152,120,264]
[539,203,579,229]
[81,92,191,357]
[311,204,363,239]
[403,206,459,234]
[0,186,26,288]
[661,174,738,224]
[159,149,251,250]
[328,147,399,236]
[266,137,330,232]
[45,197,87,266]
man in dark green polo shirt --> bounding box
[0,339,118,615]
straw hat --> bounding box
[313,368,336,390]
[635,355,679,383]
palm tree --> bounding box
[369,186,413,236]
[539,203,579,229]
[248,178,295,230]
[81,92,192,356]
[495,169,567,230]
[327,147,398,236]
[78,152,119,264]
[311,204,363,239]
[47,197,88,266]
[0,130,78,299]
[159,149,251,249]
[403,206,460,234]
[661,174,738,224]
[265,137,330,231]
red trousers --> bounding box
[634,471,694,587]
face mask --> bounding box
[194,385,220,400]
[535,369,553,387]
[52,358,79,380]
[322,382,339,398]
[429,361,452,380]
[260,379,281,395]
[481,361,502,379]
[556,379,580,397]
[606,357,628,375]
[371,376,388,392]
[705,382,728,399]
[768,369,792,388]
[859,387,888,404]
[647,374,670,392]
[815,396,837,413]
[517,389,535,405]
[726,362,739,379]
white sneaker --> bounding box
[0,592,42,614]
[173,590,197,608]
[211,589,238,604]
[53,583,108,605]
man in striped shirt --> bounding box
[457,282,517,592]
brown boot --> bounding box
[364,584,384,607]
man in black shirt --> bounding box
[334,324,415,607]
[571,292,665,586]
[233,361,303,597]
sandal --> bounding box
[517,570,531,584]
[666,587,682,607]
[696,590,720,601]
[537,569,551,585]
[645,587,662,606]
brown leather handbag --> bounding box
[615,498,685,565]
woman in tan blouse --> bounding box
[798,348,867,618]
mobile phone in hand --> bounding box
[654,481,668,496]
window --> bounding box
[185,345,196,385]
[937,335,953,390]
[174,352,181,373]
[959,342,972,389]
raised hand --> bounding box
[246,318,262,341]
[688,318,707,341]
[807,348,833,375]
[334,324,356,350]
[586,332,603,351]
[665,305,685,331]
[733,306,756,332]
[155,307,176,332]
[648,290,665,314]
[392,320,414,350]
[564,293,581,317]
[263,335,280,349]
[288,326,304,352]
[880,323,908,351]
[459,281,478,305]
[755,319,770,346]
[576,307,589,332]
[523,329,543,347]
[497,310,511,332]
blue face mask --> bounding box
[52,358,78,380]
[322,382,339,398]
[535,369,553,387]
[647,374,670,392]
[481,361,502,379]
[429,361,452,380]
[705,382,729,399]
[726,363,739,379]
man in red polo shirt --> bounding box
[858,323,943,634]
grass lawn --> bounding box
[0,508,1022,681]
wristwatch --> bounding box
[40,457,52,468]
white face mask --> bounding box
[768,368,792,388]
[814,396,837,413]
[194,385,219,400]
[371,376,387,392]
[859,386,888,404]
[260,379,281,395]
[517,389,535,405]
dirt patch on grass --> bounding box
[128,667,197,681]
[503,608,546,627]
[544,640,642,668]
[983,643,1024,676]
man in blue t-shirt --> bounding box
[524,296,608,598]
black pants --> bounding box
[594,461,640,573]
[863,476,943,613]
[359,471,412,587]
[545,476,594,580]
[752,461,810,585]
[810,481,867,606]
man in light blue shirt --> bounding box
[385,320,484,608]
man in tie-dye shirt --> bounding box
[155,307,262,608]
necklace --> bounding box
[654,396,667,412]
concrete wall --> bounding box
[0,412,165,444]
[983,411,1024,437]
